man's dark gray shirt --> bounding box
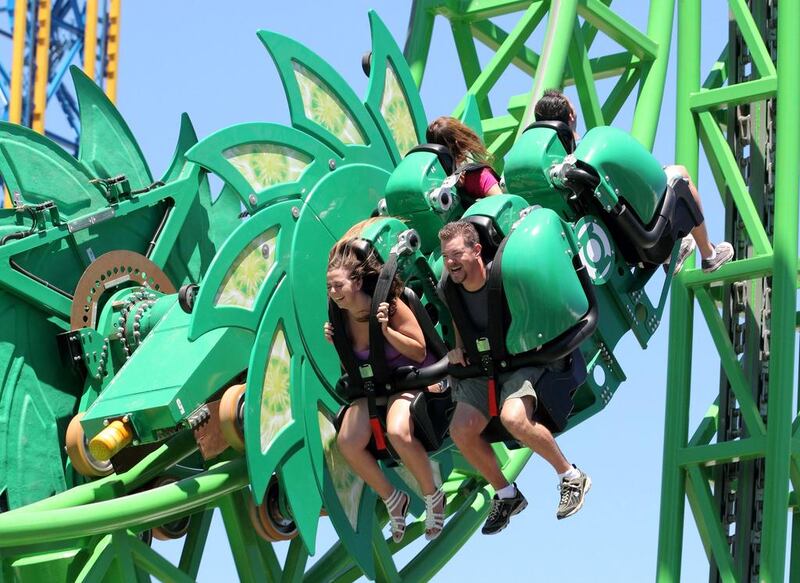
[438,261,492,338]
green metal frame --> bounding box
[0,3,693,582]
[656,1,799,581]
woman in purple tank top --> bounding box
[324,220,445,543]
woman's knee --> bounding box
[337,423,370,454]
[386,415,415,446]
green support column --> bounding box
[656,0,700,580]
[404,0,436,88]
[630,0,674,149]
[518,0,579,134]
[760,0,800,580]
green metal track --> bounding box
[656,1,799,581]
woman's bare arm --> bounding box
[378,300,427,363]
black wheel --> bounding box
[178,284,199,313]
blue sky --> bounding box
[112,2,733,580]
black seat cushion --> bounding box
[524,120,576,154]
[464,215,503,263]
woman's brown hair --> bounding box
[426,116,493,167]
[327,219,403,314]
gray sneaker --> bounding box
[701,242,734,273]
[557,466,591,520]
[673,236,696,274]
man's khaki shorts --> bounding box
[451,366,544,420]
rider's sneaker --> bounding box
[556,466,591,520]
[481,484,527,535]
[673,236,696,275]
[701,242,734,273]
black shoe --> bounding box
[481,484,528,535]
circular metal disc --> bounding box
[70,251,176,330]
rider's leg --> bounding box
[449,401,507,490]
[385,391,436,495]
[499,395,571,474]
[337,398,393,499]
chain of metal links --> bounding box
[713,2,776,581]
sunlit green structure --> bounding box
[0,2,795,582]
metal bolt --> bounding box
[328,159,336,171]
[248,194,257,205]
[291,206,300,219]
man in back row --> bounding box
[439,221,591,535]
[534,89,733,274]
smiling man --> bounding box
[437,221,591,535]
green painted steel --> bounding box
[0,2,694,581]
[656,1,799,581]
[503,126,569,207]
[573,126,666,222]
[501,208,586,353]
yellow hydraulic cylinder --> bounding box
[83,0,98,82]
[89,419,133,461]
[6,0,27,209]
[31,0,52,134]
[105,0,121,103]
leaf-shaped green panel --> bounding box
[0,122,107,220]
[259,324,292,452]
[318,408,366,529]
[294,64,366,146]
[72,66,152,188]
[215,226,278,309]
[158,113,220,286]
[364,11,428,162]
[188,199,295,341]
[224,143,312,191]
[162,113,200,184]
[257,29,392,170]
[380,65,418,155]
[186,122,339,212]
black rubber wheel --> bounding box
[178,284,199,313]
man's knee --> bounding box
[450,409,484,445]
[500,399,529,436]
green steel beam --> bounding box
[404,1,436,87]
[695,287,766,437]
[697,110,772,256]
[576,0,658,60]
[460,0,535,18]
[728,0,776,78]
[685,467,737,581]
[0,460,248,546]
[677,437,766,467]
[600,68,639,124]
[656,0,699,578]
[760,0,800,579]
[471,19,540,76]
[218,491,280,583]
[518,0,579,134]
[680,254,774,289]
[450,20,492,119]
[630,0,674,148]
[567,19,604,128]
[689,76,777,112]
[127,532,194,583]
[453,2,547,118]
[177,510,213,579]
[687,400,720,448]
